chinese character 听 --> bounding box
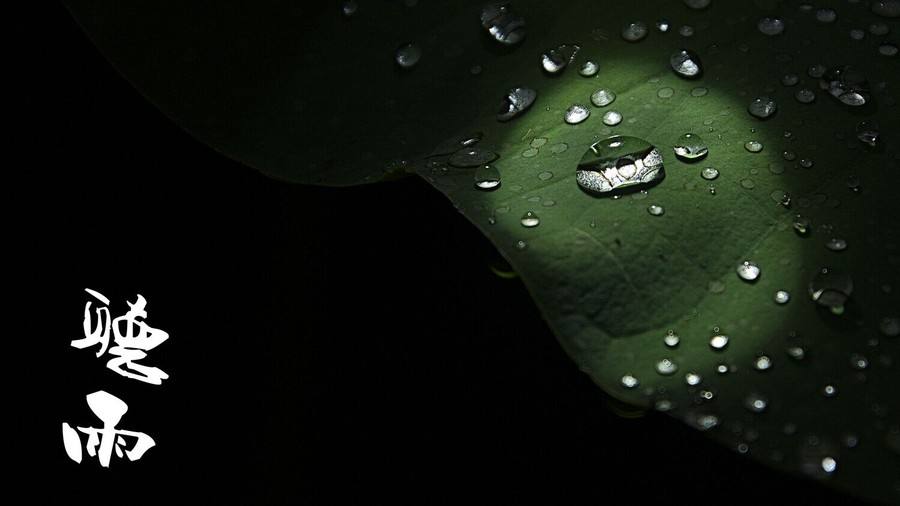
[70,288,170,385]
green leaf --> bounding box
[66,0,899,501]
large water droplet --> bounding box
[449,148,498,167]
[395,43,422,68]
[744,140,764,152]
[685,372,702,386]
[620,374,640,388]
[879,43,898,56]
[758,17,785,35]
[701,167,719,180]
[481,2,527,45]
[647,204,665,216]
[621,22,649,42]
[673,133,708,161]
[710,334,730,350]
[754,355,773,371]
[541,45,577,74]
[497,87,537,121]
[737,261,761,281]
[775,290,791,304]
[520,211,540,228]
[580,60,599,77]
[664,330,680,347]
[748,97,777,119]
[670,49,703,78]
[656,358,678,375]
[564,104,590,124]
[474,164,501,190]
[809,267,854,309]
[591,88,616,107]
[576,136,665,194]
[819,65,870,106]
[602,110,623,126]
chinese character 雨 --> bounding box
[62,390,155,467]
[71,288,170,385]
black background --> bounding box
[15,4,869,504]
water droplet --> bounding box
[701,167,719,180]
[657,87,675,99]
[541,45,579,74]
[754,355,773,371]
[621,21,649,42]
[620,374,640,388]
[745,393,769,413]
[799,158,814,168]
[530,137,548,149]
[850,353,869,370]
[691,87,709,97]
[770,190,791,207]
[849,29,865,40]
[474,164,501,190]
[775,290,791,304]
[341,1,358,17]
[678,25,695,37]
[825,238,848,251]
[744,140,764,153]
[481,2,527,45]
[815,8,837,23]
[670,49,703,78]
[786,346,806,360]
[880,316,900,337]
[656,19,670,32]
[872,1,900,18]
[695,414,720,431]
[879,43,898,57]
[716,364,729,374]
[537,171,553,181]
[737,261,761,282]
[602,110,623,126]
[395,43,422,68]
[449,148,498,168]
[656,358,678,375]
[782,74,799,86]
[497,87,537,121]
[710,334,730,350]
[685,372,702,386]
[823,384,837,397]
[740,178,756,189]
[564,104,591,124]
[549,143,569,154]
[647,204,665,216]
[655,399,674,411]
[819,65,870,106]
[856,120,880,146]
[580,60,599,77]
[758,17,785,35]
[590,88,616,107]
[520,211,540,228]
[783,150,797,161]
[664,330,680,347]
[673,133,708,161]
[809,267,854,309]
[821,457,838,474]
[808,64,827,78]
[795,88,816,103]
[521,148,539,158]
[748,97,777,119]
[576,136,665,194]
[515,240,527,250]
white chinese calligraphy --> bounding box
[71,288,170,385]
[62,391,156,467]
